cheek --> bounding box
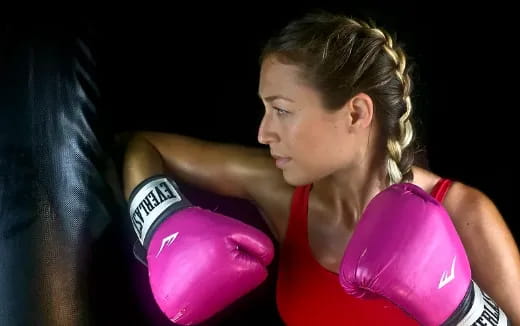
[297,121,342,154]
[286,123,317,155]
[290,125,333,168]
[282,122,350,184]
[293,122,345,167]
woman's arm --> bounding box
[122,132,269,199]
[445,182,520,324]
[121,131,293,241]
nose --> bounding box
[257,112,279,145]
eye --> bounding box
[273,107,290,116]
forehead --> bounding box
[258,56,317,100]
[259,57,304,90]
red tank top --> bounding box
[276,179,453,325]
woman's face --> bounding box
[257,56,363,186]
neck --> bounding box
[311,156,388,228]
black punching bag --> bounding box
[0,23,128,325]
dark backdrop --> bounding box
[2,3,515,325]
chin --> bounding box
[282,169,315,187]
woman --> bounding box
[123,11,520,325]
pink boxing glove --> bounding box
[128,175,274,325]
[339,183,509,326]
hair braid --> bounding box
[356,20,415,185]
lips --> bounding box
[271,154,291,168]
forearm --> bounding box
[122,134,165,200]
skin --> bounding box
[122,55,520,324]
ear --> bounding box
[345,93,374,129]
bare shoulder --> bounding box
[413,166,520,320]
[411,166,502,223]
[199,143,294,243]
[243,152,295,242]
[441,180,509,233]
[442,180,520,322]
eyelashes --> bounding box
[273,107,290,116]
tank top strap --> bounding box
[430,178,453,203]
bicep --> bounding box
[447,184,520,323]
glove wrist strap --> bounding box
[128,175,192,248]
[453,281,509,326]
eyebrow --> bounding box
[258,93,295,103]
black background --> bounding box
[3,2,516,325]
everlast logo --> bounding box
[131,180,178,240]
[472,291,501,326]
